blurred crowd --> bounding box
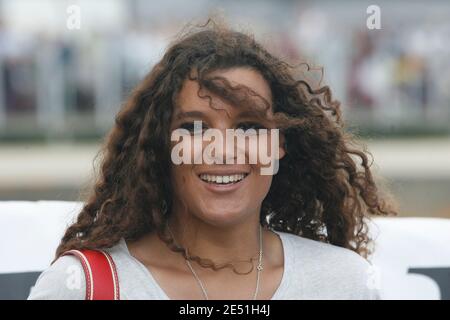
[0,0,449,139]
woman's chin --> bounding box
[197,208,249,228]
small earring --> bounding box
[161,200,168,215]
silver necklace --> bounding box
[167,224,264,300]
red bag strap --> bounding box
[62,249,120,300]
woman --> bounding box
[28,21,395,300]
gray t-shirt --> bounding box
[27,230,381,300]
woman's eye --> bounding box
[236,122,266,131]
[177,121,265,133]
[179,122,195,131]
[179,122,208,134]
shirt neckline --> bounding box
[120,228,293,300]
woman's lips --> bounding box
[197,172,249,193]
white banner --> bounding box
[0,201,449,299]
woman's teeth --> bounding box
[199,174,247,184]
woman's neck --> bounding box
[166,209,262,265]
[127,212,283,278]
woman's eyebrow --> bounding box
[174,109,268,123]
[237,110,256,118]
[174,110,207,120]
[236,110,267,119]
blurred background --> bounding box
[0,0,449,218]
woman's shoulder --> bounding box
[277,230,370,266]
[28,239,127,300]
[275,230,381,299]
[27,254,86,300]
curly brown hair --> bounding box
[54,19,396,267]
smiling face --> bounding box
[169,67,284,228]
